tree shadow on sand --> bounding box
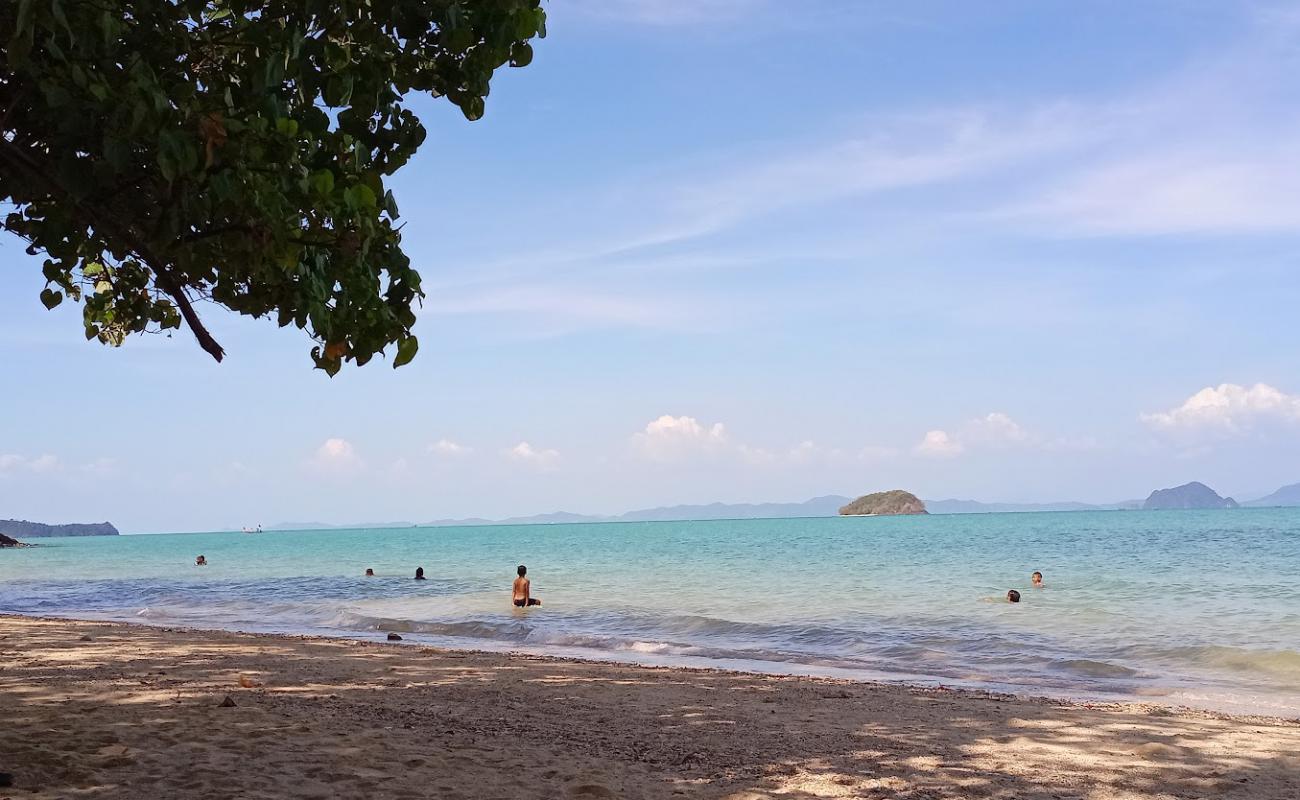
[2,616,1297,799]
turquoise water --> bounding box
[3,510,1299,716]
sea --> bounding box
[3,509,1298,717]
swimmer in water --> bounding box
[414,567,426,580]
[1007,589,1021,603]
[512,565,541,607]
[1031,571,1043,588]
[195,555,207,566]
[365,568,375,577]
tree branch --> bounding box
[0,138,226,362]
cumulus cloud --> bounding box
[1141,383,1300,434]
[508,441,560,469]
[310,438,362,472]
[430,439,471,456]
[967,412,1031,445]
[915,430,964,458]
[631,415,728,461]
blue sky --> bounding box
[4,1,1300,532]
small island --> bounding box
[1142,481,1237,510]
[0,519,120,538]
[839,490,928,516]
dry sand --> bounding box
[1,615,1297,799]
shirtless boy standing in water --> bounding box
[513,565,542,607]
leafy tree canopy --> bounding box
[1,0,545,373]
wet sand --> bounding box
[1,615,1297,799]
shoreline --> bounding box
[10,611,1299,723]
[4,614,1298,799]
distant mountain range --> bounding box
[924,499,1143,514]
[265,481,1300,531]
[1245,482,1300,508]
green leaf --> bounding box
[510,42,534,68]
[6,0,543,370]
[310,169,335,196]
[392,335,418,368]
[347,184,377,210]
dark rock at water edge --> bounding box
[1142,481,1238,510]
[0,519,119,538]
[839,490,928,516]
[0,533,22,548]
[387,633,403,641]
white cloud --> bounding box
[1141,383,1300,434]
[430,439,471,456]
[1007,152,1300,236]
[631,415,728,461]
[788,440,820,463]
[737,444,777,465]
[915,429,964,458]
[508,441,560,469]
[668,106,1091,245]
[310,438,362,472]
[0,453,60,474]
[28,454,59,473]
[967,412,1030,446]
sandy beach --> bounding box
[2,615,1297,800]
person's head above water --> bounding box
[1031,571,1043,586]
[195,555,206,565]
[414,567,425,580]
[517,565,527,577]
[1007,589,1021,603]
[365,568,374,577]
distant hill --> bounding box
[618,495,850,523]
[424,495,853,527]
[1142,482,1237,510]
[0,519,119,538]
[926,499,1142,514]
[269,520,417,531]
[839,490,927,516]
[1245,482,1300,508]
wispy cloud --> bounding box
[0,453,60,475]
